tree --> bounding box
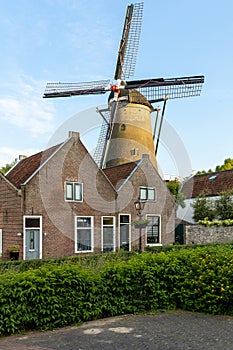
[215,190,233,220]
[196,157,233,174]
[192,194,216,221]
[0,159,17,175]
[192,189,233,222]
[166,178,186,210]
[215,158,233,171]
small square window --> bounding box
[139,187,156,201]
[66,182,83,202]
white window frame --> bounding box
[146,214,162,246]
[101,216,116,252]
[23,215,43,260]
[65,182,83,202]
[118,214,131,251]
[75,216,94,253]
[139,186,156,201]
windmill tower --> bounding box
[43,2,204,170]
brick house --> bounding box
[177,169,233,224]
[0,131,175,260]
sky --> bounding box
[0,0,233,178]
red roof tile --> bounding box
[6,144,61,188]
[182,170,233,198]
[103,161,138,188]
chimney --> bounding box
[19,155,27,161]
[69,131,80,139]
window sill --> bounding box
[146,243,162,247]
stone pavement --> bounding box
[0,311,233,350]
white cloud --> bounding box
[0,75,56,137]
[0,146,39,168]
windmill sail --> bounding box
[43,2,205,169]
[114,2,144,80]
[93,108,111,168]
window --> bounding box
[120,124,126,131]
[102,216,115,252]
[146,215,161,245]
[119,214,130,251]
[208,175,218,181]
[130,148,139,156]
[139,187,156,201]
[65,182,83,201]
[75,217,93,253]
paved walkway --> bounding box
[0,311,233,350]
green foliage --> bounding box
[192,195,216,221]
[193,190,233,223]
[197,218,233,226]
[0,245,233,336]
[215,190,233,220]
[0,251,135,275]
[131,219,150,228]
[166,178,186,210]
[0,158,17,175]
[215,158,233,171]
[196,157,233,174]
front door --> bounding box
[24,216,42,260]
[25,229,40,259]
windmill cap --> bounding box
[108,89,153,110]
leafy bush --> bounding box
[0,250,134,275]
[0,245,233,336]
[192,189,233,223]
[198,218,233,226]
[192,195,216,221]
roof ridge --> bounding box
[6,142,64,188]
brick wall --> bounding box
[0,175,23,259]
[185,225,233,244]
[116,156,175,249]
[23,136,117,258]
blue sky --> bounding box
[0,0,233,178]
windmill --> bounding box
[43,2,204,169]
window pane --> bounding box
[74,183,82,201]
[103,217,114,226]
[120,215,130,224]
[77,229,91,251]
[140,188,147,200]
[25,218,40,228]
[148,188,155,201]
[103,227,114,252]
[30,231,35,249]
[77,217,91,227]
[147,216,160,244]
[66,183,73,200]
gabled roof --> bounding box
[182,169,233,198]
[6,144,62,188]
[103,161,139,189]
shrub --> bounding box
[0,245,233,336]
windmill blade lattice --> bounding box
[125,76,204,103]
[44,80,110,98]
[94,108,111,168]
[114,2,144,80]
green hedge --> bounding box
[0,245,233,335]
[0,250,135,274]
